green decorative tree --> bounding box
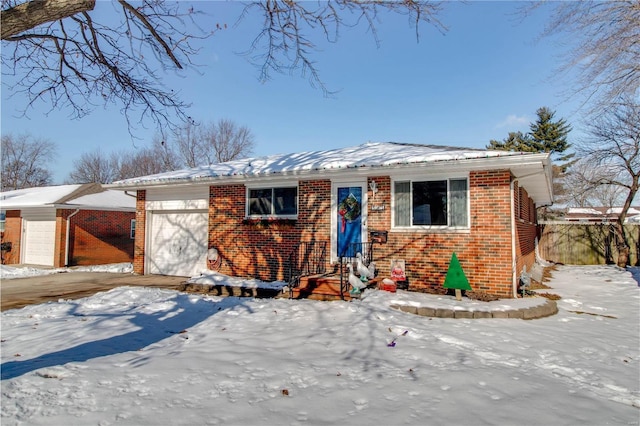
[443,252,472,301]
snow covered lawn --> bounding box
[1,265,639,425]
[0,263,134,280]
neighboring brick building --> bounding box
[0,183,135,267]
[109,142,552,298]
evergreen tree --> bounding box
[487,131,534,152]
[488,107,573,169]
[529,107,574,168]
[487,107,574,217]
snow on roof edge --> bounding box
[108,142,545,189]
[0,185,135,210]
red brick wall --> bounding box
[514,182,537,276]
[61,209,135,266]
[1,209,134,267]
[368,171,514,298]
[203,172,522,297]
[54,212,66,267]
[133,190,146,275]
[131,169,538,298]
[208,181,333,282]
[1,211,22,264]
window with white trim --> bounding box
[393,178,468,228]
[130,219,136,239]
[247,186,298,217]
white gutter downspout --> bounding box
[510,179,519,298]
[65,209,80,267]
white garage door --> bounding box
[22,216,56,266]
[147,210,208,277]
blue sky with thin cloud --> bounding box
[1,1,583,183]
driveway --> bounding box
[1,272,187,311]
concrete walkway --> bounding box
[1,272,186,311]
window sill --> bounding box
[390,227,471,234]
[243,217,298,228]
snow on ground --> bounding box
[0,263,134,280]
[187,270,287,290]
[1,265,639,425]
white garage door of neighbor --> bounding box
[148,211,208,277]
[23,218,56,266]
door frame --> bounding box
[330,180,368,263]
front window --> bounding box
[394,178,468,228]
[248,187,297,217]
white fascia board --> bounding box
[53,204,136,212]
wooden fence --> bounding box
[538,223,640,266]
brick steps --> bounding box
[289,275,381,301]
[178,275,381,301]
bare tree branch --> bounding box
[527,1,640,110]
[67,139,180,184]
[116,0,182,69]
[2,1,210,136]
[1,0,95,40]
[240,0,446,96]
[575,95,640,266]
[172,118,255,167]
[1,133,56,190]
[2,1,448,134]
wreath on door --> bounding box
[338,193,361,233]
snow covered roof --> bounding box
[0,183,135,211]
[0,184,85,207]
[568,208,602,216]
[607,207,640,215]
[563,206,640,223]
[108,142,553,204]
[566,206,640,217]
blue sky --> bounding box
[1,1,582,184]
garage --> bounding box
[22,210,56,266]
[147,210,208,277]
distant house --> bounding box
[0,184,136,267]
[563,207,640,223]
[107,142,553,298]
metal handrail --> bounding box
[287,241,327,298]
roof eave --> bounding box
[105,153,554,198]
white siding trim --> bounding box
[145,186,209,211]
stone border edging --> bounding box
[390,298,558,320]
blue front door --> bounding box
[336,185,363,257]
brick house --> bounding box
[0,183,136,267]
[108,142,553,298]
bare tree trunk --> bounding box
[1,0,95,40]
[614,222,630,267]
[614,177,638,267]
